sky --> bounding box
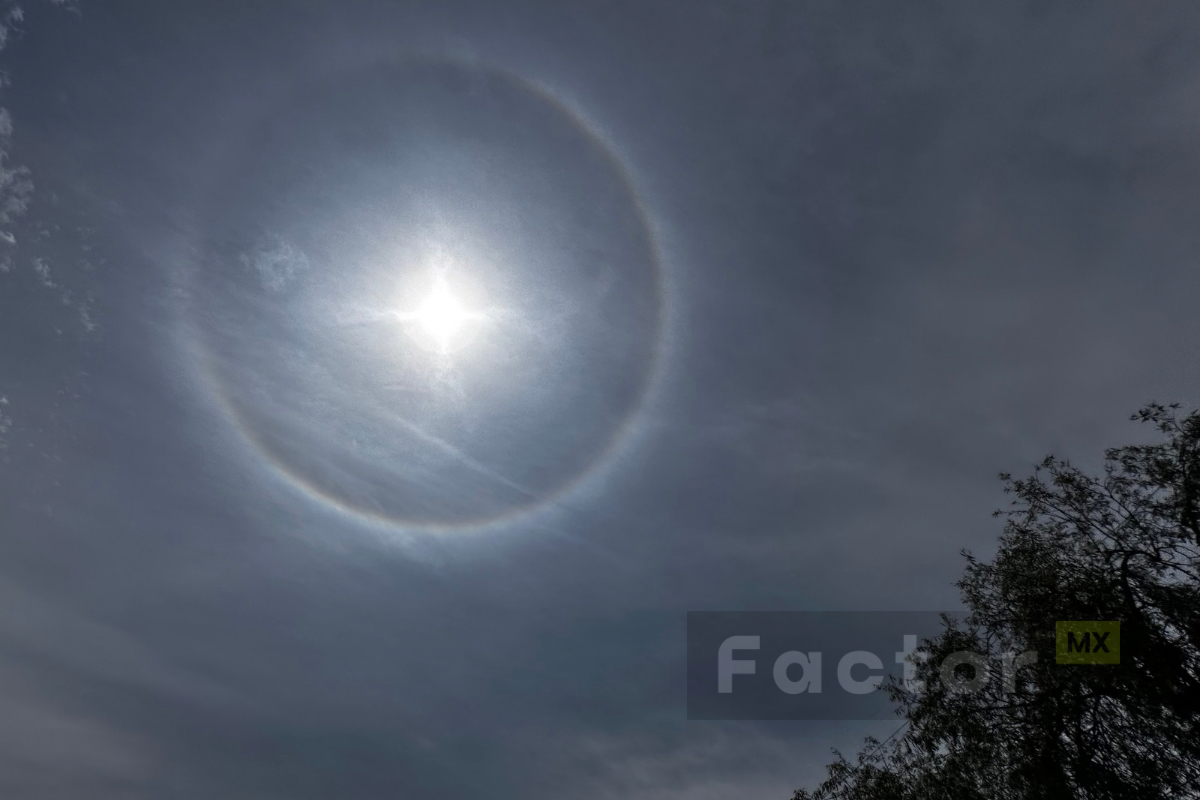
[0,1,1198,797]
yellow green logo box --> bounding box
[1055,621,1120,664]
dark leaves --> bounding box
[795,404,1200,800]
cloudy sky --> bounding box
[0,1,1198,797]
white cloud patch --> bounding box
[0,395,10,449]
[79,301,96,332]
[0,2,98,345]
[0,6,34,258]
[0,167,30,222]
[0,1,90,457]
[31,255,53,287]
[0,14,14,52]
[240,232,311,292]
[0,149,31,243]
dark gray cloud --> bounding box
[1,0,1198,797]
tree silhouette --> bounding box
[794,403,1200,800]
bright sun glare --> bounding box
[416,278,469,344]
[398,274,483,352]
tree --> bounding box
[794,403,1200,800]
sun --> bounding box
[415,277,470,346]
[397,273,485,352]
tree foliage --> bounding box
[794,403,1200,800]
